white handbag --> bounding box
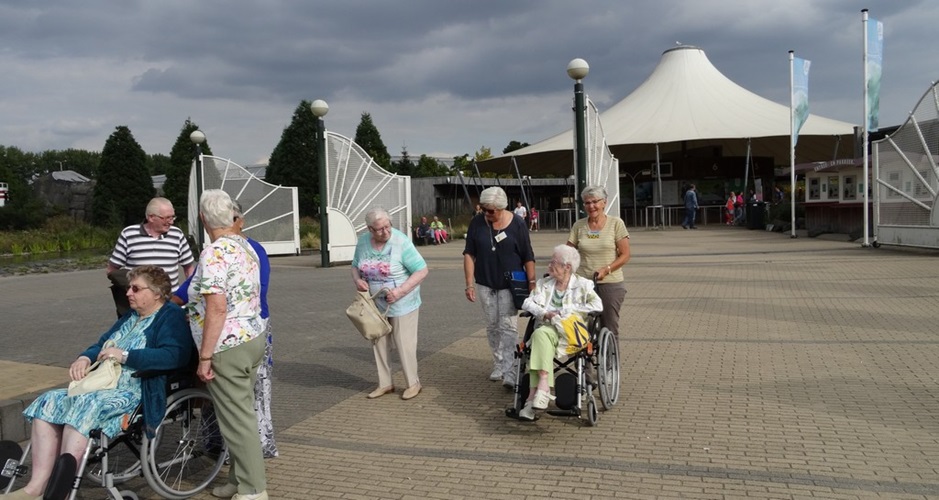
[345,289,392,341]
[67,356,122,396]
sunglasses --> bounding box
[129,284,151,294]
[483,208,498,215]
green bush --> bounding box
[299,216,319,239]
[767,202,803,222]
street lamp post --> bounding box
[311,99,330,268]
[189,130,206,252]
[623,169,651,227]
[567,58,589,218]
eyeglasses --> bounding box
[583,199,604,207]
[548,260,568,268]
[369,225,392,233]
[152,214,176,223]
[129,284,152,294]
[483,208,498,215]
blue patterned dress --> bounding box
[24,314,153,438]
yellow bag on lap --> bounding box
[553,314,590,356]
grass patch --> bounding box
[0,216,119,256]
[299,216,321,250]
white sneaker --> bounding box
[532,389,555,410]
[232,492,268,500]
[519,401,535,421]
[489,369,503,381]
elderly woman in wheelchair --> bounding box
[2,265,194,500]
[516,245,602,422]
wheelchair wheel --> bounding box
[597,327,620,410]
[83,433,143,486]
[141,388,227,500]
[585,398,598,427]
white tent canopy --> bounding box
[485,45,856,175]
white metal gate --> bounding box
[188,155,301,255]
[584,97,621,217]
[873,82,939,248]
[324,130,411,263]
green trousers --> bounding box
[209,335,267,495]
[529,325,559,387]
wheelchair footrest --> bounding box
[505,407,539,421]
[546,408,580,418]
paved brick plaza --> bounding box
[1,226,937,499]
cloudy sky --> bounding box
[1,0,935,167]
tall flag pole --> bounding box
[790,51,810,239]
[862,8,884,247]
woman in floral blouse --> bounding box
[186,189,268,500]
[352,208,428,401]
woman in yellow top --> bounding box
[566,186,631,338]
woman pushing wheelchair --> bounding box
[517,245,602,421]
[3,266,192,500]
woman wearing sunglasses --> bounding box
[463,186,536,390]
[10,266,191,500]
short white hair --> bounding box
[581,185,607,201]
[552,244,581,271]
[479,187,507,209]
[365,208,390,228]
[146,197,173,217]
[199,189,235,229]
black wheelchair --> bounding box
[505,310,620,426]
[2,370,227,500]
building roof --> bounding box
[50,170,90,183]
[483,45,857,176]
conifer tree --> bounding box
[266,100,318,217]
[354,113,392,171]
[92,126,154,226]
[163,119,212,220]
[392,147,415,176]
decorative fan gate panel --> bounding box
[188,155,300,255]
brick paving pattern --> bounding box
[1,226,938,499]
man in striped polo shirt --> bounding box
[107,197,196,292]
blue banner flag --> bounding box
[866,18,884,131]
[792,57,810,146]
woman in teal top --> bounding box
[352,208,429,401]
[12,266,192,500]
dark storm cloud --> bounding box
[0,0,936,163]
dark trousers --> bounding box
[682,207,697,228]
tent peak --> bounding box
[663,44,702,55]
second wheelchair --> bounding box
[505,310,621,426]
